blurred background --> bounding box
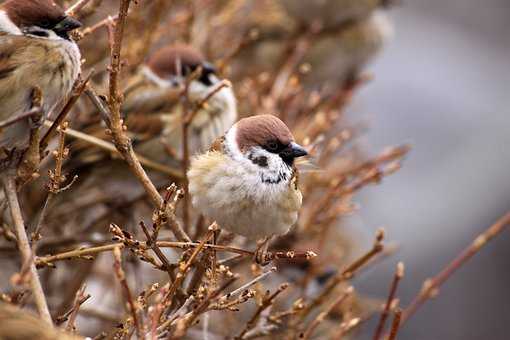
[349,0,510,339]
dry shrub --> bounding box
[1,1,508,339]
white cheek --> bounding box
[141,66,175,88]
[0,11,21,35]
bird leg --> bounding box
[254,236,272,266]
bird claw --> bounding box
[254,237,271,266]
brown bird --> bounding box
[0,302,84,340]
[188,114,307,264]
[0,0,81,149]
[75,43,237,167]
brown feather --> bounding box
[236,114,294,152]
[1,0,65,29]
[146,43,205,79]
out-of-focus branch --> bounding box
[373,262,404,340]
[43,120,183,178]
[113,246,142,339]
[84,0,190,242]
[2,175,52,325]
[400,211,510,326]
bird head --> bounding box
[143,43,236,118]
[0,0,81,40]
[224,114,307,184]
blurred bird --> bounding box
[0,0,81,149]
[188,114,307,264]
[300,10,393,89]
[220,1,392,91]
[38,44,238,232]
[0,302,84,340]
[279,0,392,29]
[76,43,237,167]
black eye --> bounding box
[266,141,279,152]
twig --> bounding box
[85,89,190,242]
[0,107,41,129]
[162,225,216,306]
[81,14,118,38]
[113,246,142,339]
[1,175,52,325]
[65,0,93,16]
[36,241,316,267]
[235,283,289,339]
[388,309,402,340]
[40,72,92,152]
[301,286,354,340]
[298,229,385,319]
[334,317,361,339]
[32,122,72,243]
[59,285,90,331]
[400,211,510,325]
[373,262,404,340]
[43,120,182,178]
[222,267,277,300]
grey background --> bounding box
[349,1,510,339]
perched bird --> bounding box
[300,10,393,89]
[76,43,237,166]
[0,0,82,149]
[0,303,83,340]
[278,0,391,29]
[188,114,307,264]
[35,44,237,233]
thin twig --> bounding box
[222,267,277,300]
[400,211,510,325]
[373,262,404,340]
[0,107,41,129]
[63,285,90,332]
[2,175,52,325]
[113,246,142,339]
[36,241,315,266]
[43,120,182,178]
[301,286,354,340]
[235,283,289,339]
[85,88,190,242]
[388,309,402,340]
[40,72,92,152]
[298,229,385,320]
[65,0,93,16]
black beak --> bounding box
[201,61,217,74]
[54,16,82,36]
[279,142,308,165]
[289,142,308,158]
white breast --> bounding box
[188,149,302,241]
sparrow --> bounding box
[40,44,237,233]
[0,302,84,340]
[188,114,308,264]
[221,2,392,91]
[278,0,392,29]
[300,10,393,89]
[0,0,82,150]
[76,43,237,167]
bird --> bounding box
[32,44,238,234]
[278,0,392,29]
[0,302,84,340]
[0,0,82,150]
[74,43,237,167]
[188,114,308,264]
[216,1,392,92]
